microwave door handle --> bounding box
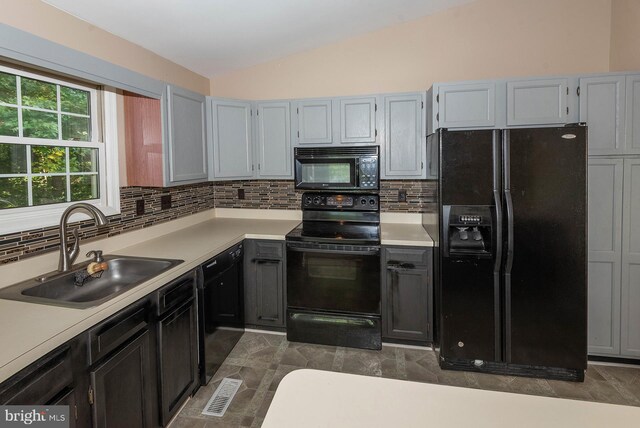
[354,159,360,186]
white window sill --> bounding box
[0,202,120,235]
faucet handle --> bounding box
[86,250,104,263]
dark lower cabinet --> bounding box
[90,330,153,428]
[382,246,433,344]
[0,346,73,405]
[53,388,78,428]
[245,240,286,328]
[157,300,198,425]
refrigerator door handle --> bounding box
[492,133,503,274]
[502,130,514,274]
[504,191,514,273]
[502,130,514,363]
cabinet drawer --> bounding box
[155,272,195,316]
[88,302,149,365]
[0,347,73,405]
[253,241,284,259]
[384,247,431,268]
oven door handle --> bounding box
[286,245,380,256]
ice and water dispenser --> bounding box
[443,206,493,258]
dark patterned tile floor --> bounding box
[171,332,640,427]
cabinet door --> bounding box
[158,301,198,425]
[382,247,432,343]
[621,159,640,357]
[437,83,495,128]
[625,74,640,155]
[254,259,285,327]
[166,86,208,184]
[340,97,376,143]
[587,159,624,356]
[244,240,285,328]
[53,389,77,428]
[296,99,333,144]
[506,78,568,126]
[579,76,625,155]
[210,99,254,179]
[257,101,292,178]
[383,94,423,178]
[91,331,152,428]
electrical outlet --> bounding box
[238,189,245,200]
[398,190,407,202]
[160,195,171,210]
[136,199,145,216]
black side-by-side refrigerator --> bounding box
[430,125,587,381]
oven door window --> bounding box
[295,158,356,188]
[287,248,380,314]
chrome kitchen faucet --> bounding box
[58,203,108,272]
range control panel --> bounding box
[302,192,379,211]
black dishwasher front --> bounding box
[198,242,244,386]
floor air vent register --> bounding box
[201,378,243,417]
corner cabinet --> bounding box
[381,246,433,344]
[256,101,293,178]
[123,85,208,187]
[165,86,208,184]
[208,98,255,180]
[244,240,286,329]
[382,93,425,178]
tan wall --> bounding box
[210,0,612,99]
[1,0,209,95]
[610,0,640,72]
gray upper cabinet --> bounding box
[209,98,254,180]
[340,97,376,143]
[383,93,424,178]
[256,101,292,178]
[296,99,333,144]
[166,86,207,185]
[435,82,496,129]
[621,158,640,357]
[625,74,640,155]
[506,78,568,126]
[587,158,623,356]
[579,75,626,156]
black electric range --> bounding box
[285,192,382,350]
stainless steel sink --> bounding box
[0,255,183,309]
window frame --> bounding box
[0,64,120,234]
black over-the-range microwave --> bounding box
[294,146,379,191]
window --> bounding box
[0,64,119,233]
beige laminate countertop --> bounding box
[0,209,434,383]
[263,369,640,427]
[380,222,433,247]
[0,211,300,383]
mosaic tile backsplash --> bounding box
[0,183,216,264]
[214,180,437,213]
[0,179,435,265]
